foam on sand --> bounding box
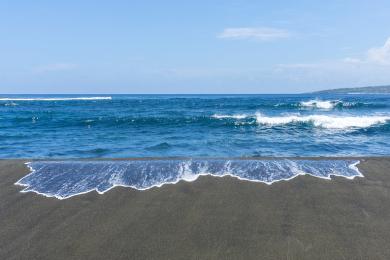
[16,159,362,199]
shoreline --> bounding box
[1,158,390,259]
[16,158,364,200]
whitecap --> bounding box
[212,114,248,119]
[255,112,390,129]
[4,102,18,106]
[300,99,339,109]
[0,97,112,101]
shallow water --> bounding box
[17,159,362,199]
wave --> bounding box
[255,113,390,129]
[211,113,390,129]
[6,111,389,130]
[4,102,18,106]
[16,159,362,199]
[299,99,371,109]
[300,100,339,109]
[297,99,388,109]
[6,114,233,127]
[0,96,112,101]
[146,142,172,151]
[212,114,248,119]
[272,99,389,110]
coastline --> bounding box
[1,158,390,259]
[16,158,364,200]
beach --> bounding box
[1,158,390,259]
[2,1,390,259]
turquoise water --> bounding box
[1,94,389,158]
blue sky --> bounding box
[1,0,390,93]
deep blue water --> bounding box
[1,94,389,158]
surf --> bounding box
[212,113,390,129]
[16,159,362,199]
[300,99,339,109]
[255,113,390,129]
[0,96,112,101]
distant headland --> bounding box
[309,85,390,94]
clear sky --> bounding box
[1,0,390,93]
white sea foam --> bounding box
[212,114,248,119]
[255,112,390,129]
[16,159,363,199]
[0,97,112,101]
[300,99,339,109]
[4,102,18,106]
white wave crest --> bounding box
[4,102,18,106]
[255,113,390,129]
[300,99,339,109]
[0,96,112,101]
[212,114,248,119]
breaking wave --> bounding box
[298,99,381,109]
[212,113,390,129]
[296,99,390,110]
[255,113,390,129]
[300,100,340,109]
[0,96,112,101]
[212,114,248,119]
[4,102,18,106]
[16,159,362,199]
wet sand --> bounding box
[0,158,390,259]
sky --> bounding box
[0,0,390,94]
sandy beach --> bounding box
[1,158,390,259]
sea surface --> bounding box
[1,94,390,158]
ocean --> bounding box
[1,94,389,158]
[3,93,389,198]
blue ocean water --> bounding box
[1,94,389,158]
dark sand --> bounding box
[1,158,390,260]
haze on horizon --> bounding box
[1,0,390,94]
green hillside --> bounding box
[311,85,390,94]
